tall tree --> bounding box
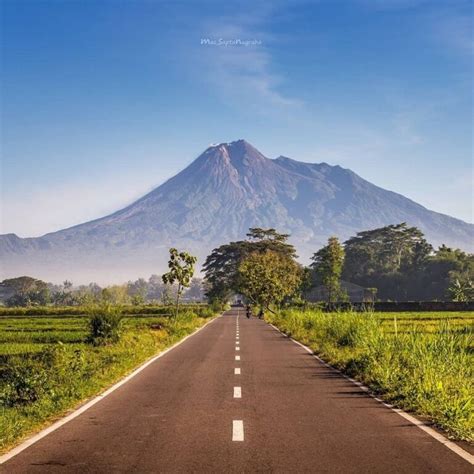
[203,228,296,301]
[238,250,301,315]
[0,276,50,306]
[162,248,197,318]
[343,223,433,300]
[127,278,148,305]
[311,237,345,303]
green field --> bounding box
[0,305,221,452]
[266,310,474,441]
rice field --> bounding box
[266,310,474,441]
[0,306,220,452]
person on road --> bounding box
[246,305,251,318]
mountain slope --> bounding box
[1,139,472,283]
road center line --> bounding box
[235,355,240,361]
[235,347,240,351]
[234,368,241,375]
[232,420,244,441]
[233,386,242,398]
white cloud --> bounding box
[196,12,303,113]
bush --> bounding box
[87,304,123,345]
[267,308,473,441]
[0,359,49,406]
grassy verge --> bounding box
[0,307,221,453]
[266,309,473,441]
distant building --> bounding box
[306,280,375,303]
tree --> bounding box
[203,228,297,302]
[185,278,204,301]
[238,250,301,315]
[100,285,130,305]
[162,248,197,318]
[344,223,432,278]
[343,223,433,300]
[0,276,50,306]
[448,278,474,302]
[127,278,148,305]
[311,237,345,303]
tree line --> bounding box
[1,222,472,308]
[0,274,205,307]
[203,224,474,308]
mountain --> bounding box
[1,139,472,283]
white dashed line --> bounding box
[235,346,240,351]
[235,355,240,361]
[232,420,244,441]
[234,386,242,398]
[236,341,240,345]
[234,368,241,375]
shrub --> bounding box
[267,308,473,440]
[87,304,123,345]
[0,358,50,406]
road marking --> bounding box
[234,368,241,375]
[234,386,242,398]
[0,315,223,465]
[235,355,240,361]
[232,420,244,441]
[268,323,474,466]
[236,341,240,345]
[235,347,240,351]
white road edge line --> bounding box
[0,314,223,465]
[235,355,240,361]
[235,347,240,351]
[234,386,242,398]
[234,368,241,375]
[232,420,244,441]
[268,323,474,466]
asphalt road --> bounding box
[2,309,472,473]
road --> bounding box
[2,308,472,473]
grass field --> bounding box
[266,310,474,441]
[0,305,221,452]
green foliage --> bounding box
[0,357,50,407]
[340,224,474,301]
[0,305,220,451]
[311,236,345,302]
[267,309,474,440]
[448,278,474,302]
[238,250,302,313]
[0,277,50,307]
[203,227,297,302]
[87,304,124,345]
[162,248,197,318]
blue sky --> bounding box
[1,0,472,236]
